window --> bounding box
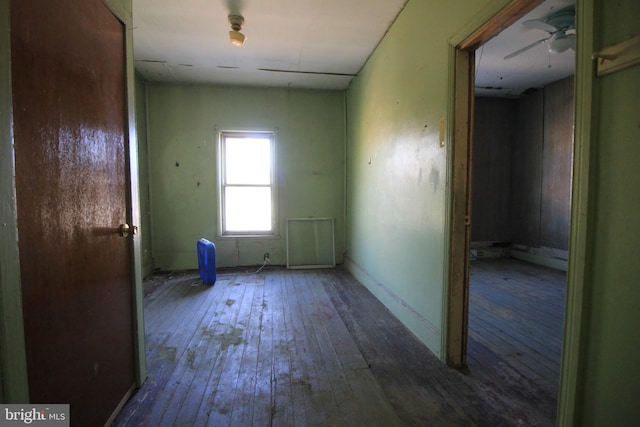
[219,129,277,236]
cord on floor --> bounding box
[253,258,269,274]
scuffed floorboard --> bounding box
[115,259,563,426]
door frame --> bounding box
[0,0,146,402]
[103,0,148,391]
[444,0,594,424]
[0,0,29,402]
[445,0,546,369]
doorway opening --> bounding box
[446,0,576,424]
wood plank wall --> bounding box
[512,90,544,246]
[471,98,515,242]
[472,76,574,251]
[540,77,574,250]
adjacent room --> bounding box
[467,0,575,414]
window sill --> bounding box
[218,233,281,240]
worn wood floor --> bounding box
[467,258,566,426]
[115,258,565,426]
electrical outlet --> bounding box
[264,252,270,262]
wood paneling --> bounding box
[512,90,544,246]
[473,76,574,251]
[541,77,574,250]
[472,97,515,242]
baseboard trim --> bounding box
[471,242,568,271]
[105,382,136,427]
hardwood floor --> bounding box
[115,258,565,426]
[467,258,566,425]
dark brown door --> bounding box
[11,0,135,424]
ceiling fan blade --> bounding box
[523,18,557,33]
[504,37,551,60]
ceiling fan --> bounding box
[504,4,575,60]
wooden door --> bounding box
[11,0,135,424]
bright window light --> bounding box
[224,187,271,231]
[219,131,276,236]
[225,138,271,185]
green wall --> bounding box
[574,0,640,423]
[0,0,29,403]
[146,84,345,270]
[345,0,505,357]
[135,75,154,277]
[345,0,640,422]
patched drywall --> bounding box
[146,84,345,270]
[345,0,507,357]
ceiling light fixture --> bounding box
[549,33,571,54]
[228,15,246,47]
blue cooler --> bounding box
[197,238,216,285]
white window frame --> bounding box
[217,128,278,238]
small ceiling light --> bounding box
[549,33,571,54]
[228,15,246,47]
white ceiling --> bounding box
[475,0,576,98]
[132,0,575,95]
[132,0,408,90]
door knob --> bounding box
[118,224,138,237]
[118,223,130,237]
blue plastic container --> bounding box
[197,238,216,285]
